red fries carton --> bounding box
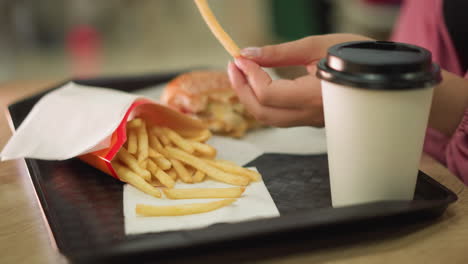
[79,98,205,179]
[0,83,205,181]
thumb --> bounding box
[240,33,372,68]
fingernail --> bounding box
[240,47,261,58]
[234,58,243,68]
[227,61,235,72]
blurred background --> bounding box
[0,0,402,82]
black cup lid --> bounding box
[316,41,442,90]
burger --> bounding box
[161,71,260,138]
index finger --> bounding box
[243,34,372,67]
[234,58,321,108]
[228,62,314,127]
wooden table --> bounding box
[0,81,467,264]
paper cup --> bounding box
[316,41,442,207]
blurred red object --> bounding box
[66,25,102,78]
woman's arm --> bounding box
[428,70,468,136]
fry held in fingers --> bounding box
[194,0,240,57]
[136,199,236,216]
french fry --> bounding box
[155,144,171,157]
[215,159,238,166]
[148,148,163,159]
[160,135,172,147]
[147,158,158,174]
[170,158,193,183]
[113,162,161,198]
[186,165,196,176]
[152,127,171,147]
[155,169,176,189]
[149,133,172,157]
[192,170,206,182]
[190,141,216,158]
[186,129,212,142]
[137,122,149,162]
[163,127,195,154]
[116,148,151,181]
[163,187,245,199]
[148,159,175,188]
[127,118,143,129]
[153,157,172,170]
[127,129,138,154]
[194,0,240,57]
[118,120,258,216]
[150,178,163,187]
[205,159,261,182]
[136,198,236,216]
[167,168,178,180]
[166,147,249,186]
[139,160,148,170]
[173,129,209,139]
[149,133,163,150]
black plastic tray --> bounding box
[6,72,458,264]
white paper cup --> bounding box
[316,41,442,207]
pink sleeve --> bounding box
[424,109,468,185]
[392,0,468,185]
[391,0,463,76]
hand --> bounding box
[228,33,371,127]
